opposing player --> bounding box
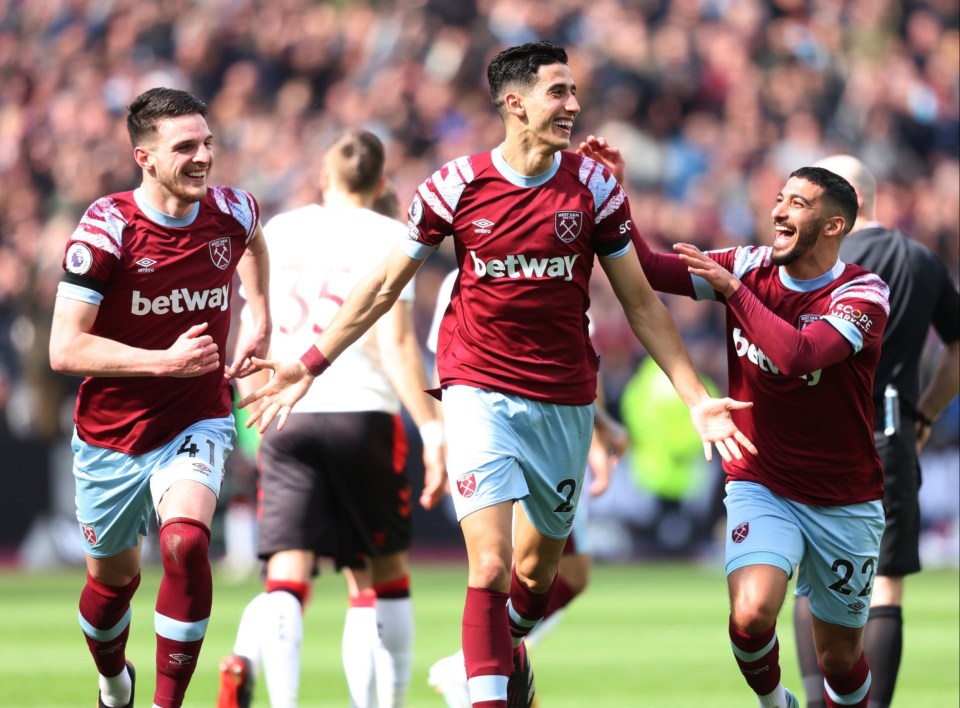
[239,42,755,708]
[217,130,444,708]
[424,269,628,708]
[48,87,271,708]
[581,136,889,708]
[791,155,960,708]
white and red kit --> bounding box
[405,146,633,406]
[59,187,259,454]
[635,237,890,506]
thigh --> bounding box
[794,498,885,628]
[73,430,155,559]
[723,481,803,578]
[149,415,236,515]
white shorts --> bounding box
[73,416,235,558]
[442,385,594,539]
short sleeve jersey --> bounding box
[406,147,632,405]
[59,187,259,454]
[251,204,415,414]
[705,246,889,505]
[839,226,960,425]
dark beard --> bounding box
[771,223,818,266]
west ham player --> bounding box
[580,137,889,708]
[216,130,444,708]
[792,155,960,708]
[48,87,271,708]
[424,269,628,708]
[238,42,755,708]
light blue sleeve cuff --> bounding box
[57,281,103,306]
[399,238,439,261]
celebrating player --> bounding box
[48,87,271,708]
[240,42,754,708]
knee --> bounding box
[159,517,210,575]
[469,551,512,591]
[818,645,861,675]
[730,598,780,634]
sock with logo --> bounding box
[729,616,782,697]
[462,586,511,708]
[343,589,377,708]
[862,605,901,707]
[154,518,211,708]
[80,571,141,706]
[507,565,557,650]
[822,652,871,707]
[260,579,309,708]
[230,591,270,678]
[374,576,414,708]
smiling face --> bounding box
[137,113,213,210]
[769,176,829,267]
[519,62,580,151]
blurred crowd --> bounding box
[0,0,957,453]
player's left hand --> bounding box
[689,396,758,463]
[225,325,271,380]
[577,135,626,184]
[237,357,313,432]
[673,243,740,298]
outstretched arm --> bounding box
[239,245,425,432]
[600,246,757,463]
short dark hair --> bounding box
[486,41,569,110]
[326,129,385,195]
[789,166,859,235]
[126,87,208,148]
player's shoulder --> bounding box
[206,186,259,230]
[834,263,890,312]
[422,151,493,186]
[264,203,323,233]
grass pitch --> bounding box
[1,560,956,706]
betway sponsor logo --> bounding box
[470,250,578,282]
[733,327,821,386]
[131,284,229,316]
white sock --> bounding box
[343,605,378,708]
[374,597,415,708]
[524,608,565,650]
[232,591,269,675]
[98,664,132,707]
[261,590,303,708]
[759,683,786,707]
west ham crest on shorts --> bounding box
[456,473,476,498]
[731,521,749,543]
[209,237,232,270]
[554,211,583,243]
[81,523,97,545]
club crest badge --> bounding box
[554,211,583,243]
[456,473,477,498]
[209,237,231,270]
[81,524,97,545]
[731,521,749,544]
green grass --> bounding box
[1,560,957,706]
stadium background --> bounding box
[0,0,956,704]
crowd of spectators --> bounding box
[0,0,957,451]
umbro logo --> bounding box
[135,257,157,273]
[472,218,494,234]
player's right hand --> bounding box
[165,322,219,377]
[237,357,313,432]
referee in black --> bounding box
[793,154,960,708]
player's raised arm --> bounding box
[238,245,425,432]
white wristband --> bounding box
[418,420,445,448]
